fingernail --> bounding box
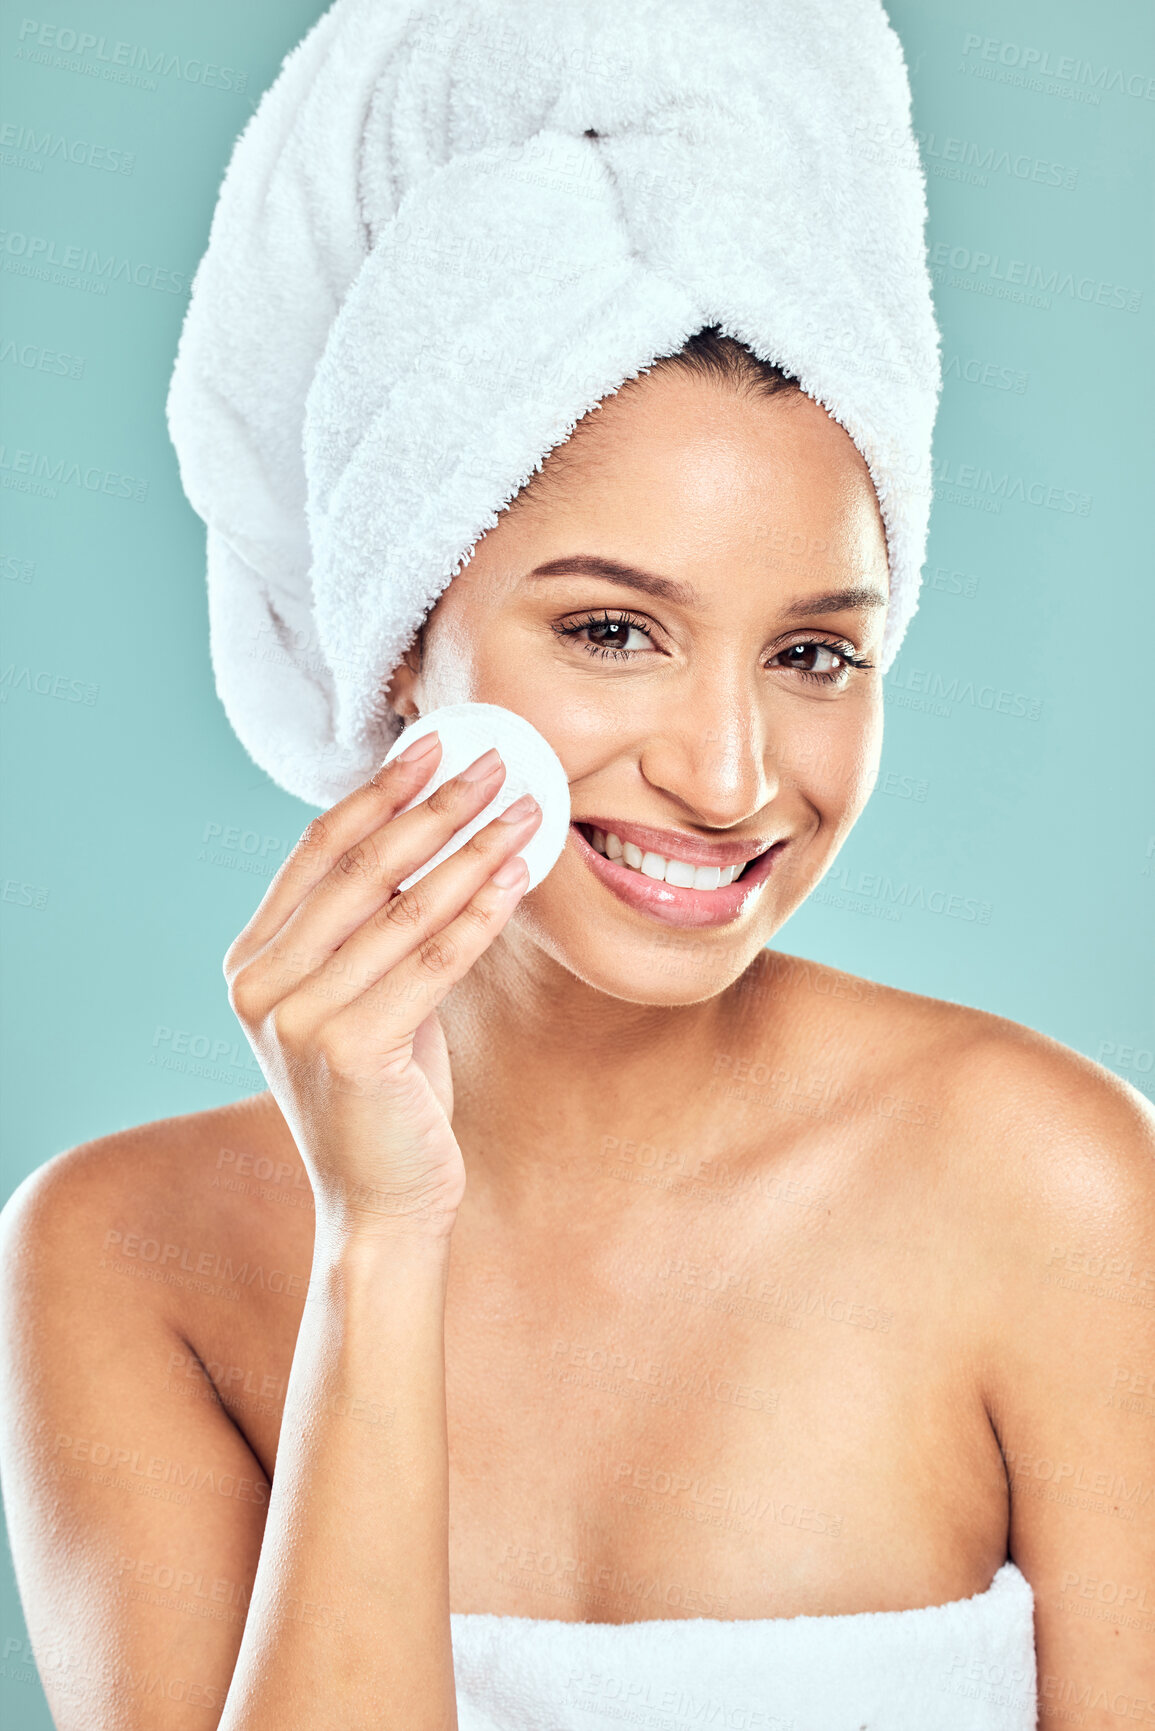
[461,746,502,781]
[498,793,539,823]
[396,728,441,764]
[492,855,530,890]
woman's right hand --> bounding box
[224,735,543,1240]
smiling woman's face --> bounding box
[385,361,890,1005]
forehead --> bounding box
[490,366,889,590]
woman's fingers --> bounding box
[218,729,547,1242]
[226,738,514,993]
[301,832,535,1079]
[281,797,543,1030]
[226,735,449,969]
[239,754,516,1016]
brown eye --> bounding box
[586,618,640,652]
[554,611,658,660]
[778,643,847,675]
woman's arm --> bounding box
[0,1154,456,1731]
[220,1226,457,1730]
[0,1141,271,1728]
[967,1038,1155,1731]
[0,740,543,1728]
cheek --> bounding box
[775,694,882,816]
[417,615,480,709]
[837,708,885,824]
[467,645,636,776]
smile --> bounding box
[588,826,749,888]
[569,821,786,930]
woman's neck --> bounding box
[437,930,777,1225]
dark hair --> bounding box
[647,324,802,402]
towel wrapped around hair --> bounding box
[165,0,941,808]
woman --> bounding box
[2,3,1153,1730]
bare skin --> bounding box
[1,366,1152,1731]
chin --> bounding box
[515,869,786,1009]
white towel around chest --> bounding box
[450,1561,1036,1730]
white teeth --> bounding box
[586,828,750,892]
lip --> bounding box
[575,816,774,871]
[568,822,787,929]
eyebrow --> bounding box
[527,554,887,618]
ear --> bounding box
[382,630,423,721]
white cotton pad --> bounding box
[380,702,572,893]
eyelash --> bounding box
[551,609,874,685]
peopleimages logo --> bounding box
[0,119,135,173]
[0,444,148,502]
[942,356,1027,395]
[960,34,1155,102]
[929,242,1141,314]
[933,456,1091,518]
[818,865,993,926]
[0,663,99,705]
[0,337,84,378]
[885,663,1043,723]
[0,229,188,295]
[918,131,1078,191]
[14,19,248,93]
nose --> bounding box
[636,675,780,830]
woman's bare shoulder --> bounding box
[756,947,1155,1187]
[0,1101,283,1731]
[872,970,1152,1161]
[847,976,1155,1657]
[0,1090,308,1291]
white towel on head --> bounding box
[166,0,941,809]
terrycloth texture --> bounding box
[166,0,942,809]
[450,1561,1036,1731]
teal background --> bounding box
[1,0,1152,1718]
